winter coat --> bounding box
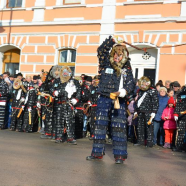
[162,107,176,129]
[127,101,138,126]
[154,95,169,121]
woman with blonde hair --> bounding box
[153,87,169,146]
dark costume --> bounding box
[38,83,53,138]
[0,79,9,129]
[86,36,135,163]
[74,77,84,139]
[22,82,37,132]
[51,66,81,144]
[81,77,92,137]
[37,70,54,138]
[135,77,159,147]
[174,86,186,152]
[10,79,26,131]
[48,65,62,139]
[89,84,99,138]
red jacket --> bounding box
[161,107,176,129]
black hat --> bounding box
[33,75,38,80]
[173,81,180,87]
[17,73,23,77]
[86,76,92,82]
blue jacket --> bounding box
[154,95,169,121]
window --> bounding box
[7,0,22,8]
[63,0,81,5]
[3,49,20,75]
[58,49,76,73]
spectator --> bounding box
[134,78,139,95]
[33,75,38,86]
[161,97,176,149]
[3,72,12,91]
[155,83,162,91]
[165,80,171,89]
[167,89,174,98]
[16,73,23,80]
[26,75,32,83]
[22,78,26,82]
[9,75,14,84]
[173,81,181,99]
[2,72,9,80]
[153,87,169,146]
[157,80,164,87]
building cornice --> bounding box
[0,16,185,27]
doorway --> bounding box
[3,48,20,75]
[128,45,158,85]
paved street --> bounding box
[0,130,186,186]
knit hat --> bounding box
[168,97,175,106]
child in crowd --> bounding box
[161,97,176,148]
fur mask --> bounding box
[110,45,128,76]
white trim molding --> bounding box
[125,15,161,19]
[181,2,186,16]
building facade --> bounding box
[0,0,186,85]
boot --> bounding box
[86,155,103,161]
[83,131,87,138]
[163,142,168,148]
[55,138,62,143]
[167,143,171,149]
[172,147,182,152]
[115,159,124,164]
[89,134,94,140]
[40,135,52,139]
[67,139,77,145]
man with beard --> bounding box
[51,66,81,144]
[86,36,135,164]
[173,85,186,152]
[134,76,159,147]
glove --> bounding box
[20,97,25,102]
[37,102,41,109]
[151,113,156,119]
[174,116,178,121]
[28,107,32,112]
[134,112,138,118]
[54,91,59,97]
[70,98,77,105]
[119,89,126,98]
[87,101,92,106]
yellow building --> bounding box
[0,0,186,85]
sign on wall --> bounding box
[64,0,81,4]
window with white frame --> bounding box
[7,0,22,8]
[59,49,76,63]
[58,49,76,72]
